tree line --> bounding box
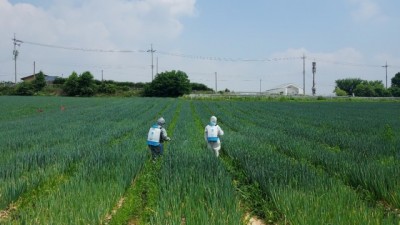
[334,72,400,97]
[0,70,213,97]
[2,70,400,97]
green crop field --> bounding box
[0,96,399,225]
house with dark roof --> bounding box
[20,73,59,84]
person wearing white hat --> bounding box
[204,116,224,157]
[147,117,171,161]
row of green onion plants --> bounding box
[148,100,244,224]
[224,101,400,209]
[192,100,399,224]
[0,97,174,224]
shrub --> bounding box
[334,87,347,96]
[15,82,34,96]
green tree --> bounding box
[78,71,96,96]
[32,71,47,92]
[143,70,191,97]
[389,87,400,97]
[191,82,213,92]
[335,78,362,95]
[386,72,400,97]
[353,82,374,97]
[62,71,96,96]
[353,80,390,97]
[63,72,80,96]
[391,72,400,88]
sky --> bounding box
[1,0,399,95]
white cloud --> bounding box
[155,0,196,16]
[309,48,364,65]
[349,0,388,22]
[0,0,197,82]
[1,0,197,46]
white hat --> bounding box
[157,117,165,125]
[210,116,217,125]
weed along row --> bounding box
[0,96,399,224]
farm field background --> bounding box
[0,96,399,225]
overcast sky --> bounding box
[1,0,399,95]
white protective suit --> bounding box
[147,117,171,161]
[204,116,224,157]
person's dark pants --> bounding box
[149,144,163,160]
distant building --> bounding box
[265,83,304,96]
[20,73,59,84]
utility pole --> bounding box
[382,61,389,88]
[156,56,158,75]
[312,62,316,96]
[101,69,104,81]
[33,61,36,78]
[302,54,306,95]
[215,72,217,93]
[147,44,156,81]
[13,34,23,84]
[259,79,262,94]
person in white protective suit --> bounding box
[147,117,171,161]
[204,116,224,157]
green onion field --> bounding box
[0,96,399,225]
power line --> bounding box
[22,40,137,53]
[157,50,302,62]
[19,38,302,62]
[308,57,382,68]
[14,38,400,69]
